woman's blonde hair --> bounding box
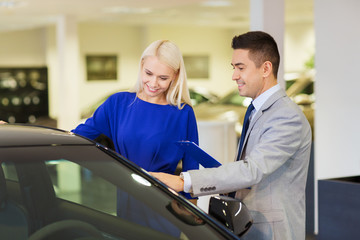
[131,40,192,109]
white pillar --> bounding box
[250,0,285,88]
[56,15,80,131]
[314,0,360,234]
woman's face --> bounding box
[140,56,176,104]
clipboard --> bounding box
[176,141,221,168]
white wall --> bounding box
[0,23,314,120]
[315,0,360,180]
[314,0,360,234]
[0,28,46,66]
[77,23,143,111]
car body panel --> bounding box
[0,125,91,147]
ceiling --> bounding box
[0,0,313,32]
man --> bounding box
[152,31,312,240]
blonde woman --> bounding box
[73,40,199,198]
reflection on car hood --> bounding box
[0,124,93,147]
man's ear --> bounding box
[262,61,273,78]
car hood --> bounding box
[0,124,93,147]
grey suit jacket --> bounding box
[188,88,312,240]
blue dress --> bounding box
[73,92,199,174]
[73,92,199,236]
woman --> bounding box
[73,40,199,235]
[73,39,198,181]
[73,41,198,230]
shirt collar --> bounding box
[252,84,281,112]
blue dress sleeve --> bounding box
[181,106,199,172]
[72,95,113,140]
[179,105,199,199]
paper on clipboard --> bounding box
[175,141,221,168]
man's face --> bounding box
[231,49,266,100]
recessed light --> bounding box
[0,0,27,9]
[201,0,232,7]
[103,7,152,14]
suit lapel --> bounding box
[239,88,287,159]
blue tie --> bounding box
[228,103,254,198]
[237,103,254,160]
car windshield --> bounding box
[0,144,234,240]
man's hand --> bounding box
[150,172,185,192]
[0,120,7,124]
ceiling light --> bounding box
[0,0,26,9]
[0,0,15,8]
[201,0,232,7]
[103,7,152,14]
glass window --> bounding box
[1,161,18,181]
[45,159,117,216]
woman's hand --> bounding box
[0,120,8,124]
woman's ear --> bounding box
[262,61,273,78]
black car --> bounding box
[0,124,252,240]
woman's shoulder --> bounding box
[180,103,194,112]
[110,91,135,97]
[167,103,195,118]
[107,91,136,102]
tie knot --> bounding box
[245,103,254,119]
[248,102,254,111]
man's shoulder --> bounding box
[267,95,303,117]
[267,94,311,129]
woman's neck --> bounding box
[138,91,168,105]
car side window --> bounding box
[45,159,117,216]
[44,159,188,238]
[1,162,18,181]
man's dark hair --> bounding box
[231,31,280,78]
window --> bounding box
[45,159,117,216]
[1,161,18,181]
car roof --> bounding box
[0,124,93,147]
